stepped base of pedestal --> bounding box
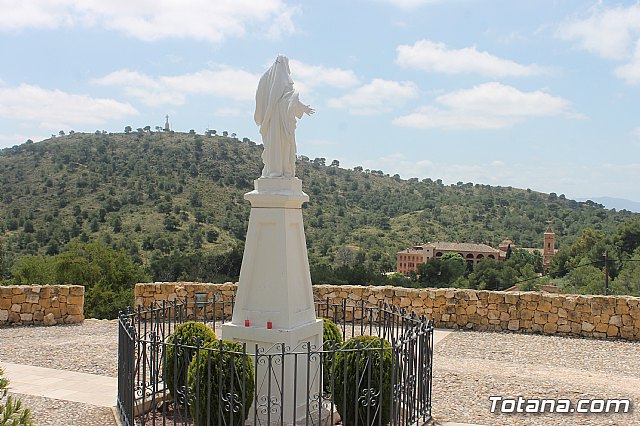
[244,407,337,426]
[222,319,323,425]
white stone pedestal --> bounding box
[222,177,323,425]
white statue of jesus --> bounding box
[254,55,314,178]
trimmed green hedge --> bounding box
[322,317,342,346]
[165,322,217,396]
[322,317,343,393]
[333,335,393,426]
[187,340,255,426]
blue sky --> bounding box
[1,0,640,202]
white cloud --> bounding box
[328,79,419,115]
[379,0,438,9]
[394,82,576,130]
[616,57,640,84]
[213,107,247,117]
[557,3,640,60]
[161,69,258,101]
[396,39,546,77]
[0,133,48,148]
[300,138,338,147]
[436,82,569,116]
[0,84,138,130]
[93,67,259,106]
[614,40,640,85]
[358,153,434,178]
[355,153,602,197]
[94,60,358,107]
[0,0,297,42]
[558,4,640,85]
[394,107,511,130]
[288,60,359,90]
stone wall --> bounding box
[134,283,640,341]
[0,285,84,326]
[135,282,237,319]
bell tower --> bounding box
[543,222,555,271]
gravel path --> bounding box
[432,330,640,425]
[9,393,116,426]
[1,319,119,426]
[1,320,639,425]
[0,319,119,377]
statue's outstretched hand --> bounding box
[304,105,315,116]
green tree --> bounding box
[417,253,465,287]
[206,229,219,243]
[164,214,180,231]
[617,219,640,256]
[464,260,508,290]
[569,228,608,265]
[11,256,54,284]
[462,250,538,291]
[12,241,149,319]
[563,259,604,294]
[53,241,149,318]
[23,221,34,233]
[111,216,122,233]
[506,249,543,275]
[611,249,640,296]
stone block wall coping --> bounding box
[134,283,640,341]
[0,285,85,326]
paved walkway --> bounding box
[1,362,117,407]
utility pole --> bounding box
[604,250,609,296]
[0,239,4,279]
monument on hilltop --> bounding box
[221,55,322,423]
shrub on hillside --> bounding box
[187,340,255,426]
[321,317,342,393]
[165,322,217,397]
[333,335,393,426]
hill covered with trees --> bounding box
[1,130,638,293]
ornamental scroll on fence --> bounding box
[117,294,434,426]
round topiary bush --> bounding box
[187,340,255,426]
[333,335,393,426]
[323,317,342,345]
[165,322,217,396]
[322,317,343,393]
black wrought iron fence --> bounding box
[117,293,434,426]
